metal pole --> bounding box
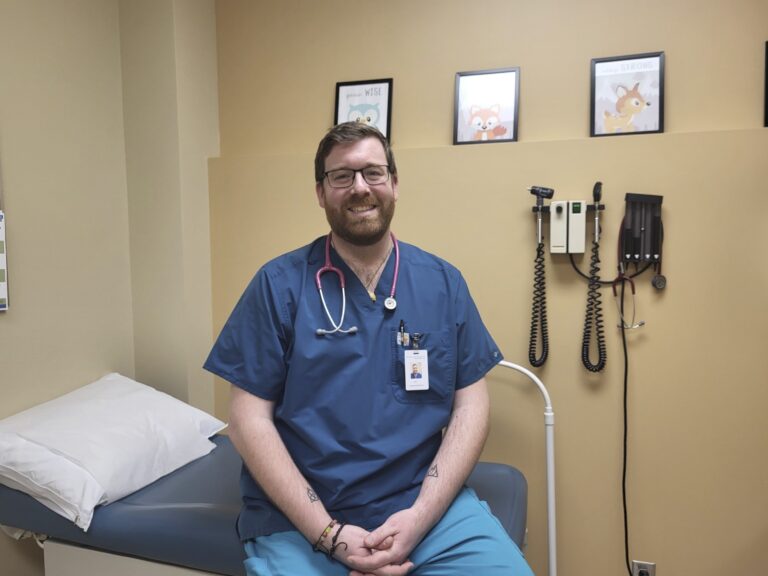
[496,360,557,576]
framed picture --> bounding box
[335,78,393,139]
[590,52,665,137]
[764,42,767,128]
[454,67,520,145]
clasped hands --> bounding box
[336,508,427,576]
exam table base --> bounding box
[45,540,220,576]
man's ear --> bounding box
[315,181,326,208]
[391,174,399,202]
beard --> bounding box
[324,192,396,247]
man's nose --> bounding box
[351,170,371,191]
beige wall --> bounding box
[0,1,219,574]
[0,0,134,412]
[0,2,133,573]
[211,1,768,575]
[119,0,219,408]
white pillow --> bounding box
[0,373,226,531]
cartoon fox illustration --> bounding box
[469,104,508,141]
[603,83,650,133]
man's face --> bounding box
[315,137,398,246]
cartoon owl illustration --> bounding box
[347,103,380,127]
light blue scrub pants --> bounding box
[243,488,534,576]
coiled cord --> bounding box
[529,242,549,367]
[582,240,607,372]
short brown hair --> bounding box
[314,122,397,183]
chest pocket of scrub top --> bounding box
[390,327,456,404]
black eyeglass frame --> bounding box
[323,165,391,189]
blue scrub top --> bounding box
[204,236,502,541]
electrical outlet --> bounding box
[631,560,656,576]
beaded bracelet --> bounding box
[312,519,338,554]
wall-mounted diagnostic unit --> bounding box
[550,201,586,254]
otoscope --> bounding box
[530,186,554,245]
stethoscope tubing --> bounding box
[315,232,399,335]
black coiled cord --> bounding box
[582,240,607,372]
[529,242,549,367]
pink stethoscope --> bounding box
[315,232,400,336]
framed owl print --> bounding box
[334,78,393,140]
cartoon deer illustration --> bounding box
[603,83,650,133]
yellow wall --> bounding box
[211,1,768,575]
[0,1,219,574]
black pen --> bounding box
[399,320,405,347]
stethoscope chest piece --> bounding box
[384,297,397,311]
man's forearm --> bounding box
[411,378,490,530]
[228,386,332,543]
[229,386,410,574]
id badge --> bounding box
[404,349,429,391]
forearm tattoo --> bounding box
[427,464,439,478]
[307,487,319,502]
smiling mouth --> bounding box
[348,205,377,214]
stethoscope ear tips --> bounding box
[348,326,358,334]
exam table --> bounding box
[1,435,528,576]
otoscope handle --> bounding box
[592,181,602,242]
[529,186,554,244]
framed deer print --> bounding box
[454,67,520,145]
[590,52,665,137]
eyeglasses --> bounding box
[324,165,390,189]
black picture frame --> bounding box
[334,78,393,139]
[590,52,665,137]
[453,67,520,145]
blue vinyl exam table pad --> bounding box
[0,436,528,576]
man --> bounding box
[204,122,533,576]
